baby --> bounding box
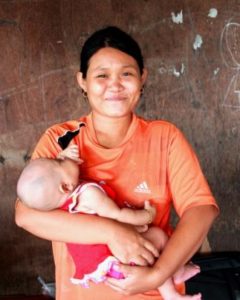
[17,145,201,300]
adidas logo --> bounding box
[134,181,151,194]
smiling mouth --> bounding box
[105,96,127,101]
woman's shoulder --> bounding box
[44,116,87,136]
[32,117,88,159]
[137,116,181,136]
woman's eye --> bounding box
[96,74,107,78]
[123,72,132,76]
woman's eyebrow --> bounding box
[92,64,137,71]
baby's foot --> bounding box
[173,262,200,284]
[173,293,202,300]
[162,291,202,300]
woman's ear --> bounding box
[76,72,87,92]
[141,68,148,86]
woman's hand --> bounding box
[106,264,160,295]
[108,223,159,266]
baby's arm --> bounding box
[77,186,156,226]
[112,200,156,226]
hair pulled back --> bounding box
[80,26,144,78]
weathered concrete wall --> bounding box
[0,0,239,295]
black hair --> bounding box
[80,26,144,78]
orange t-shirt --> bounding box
[32,113,218,300]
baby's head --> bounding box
[17,157,80,211]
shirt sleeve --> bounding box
[167,127,219,217]
[31,127,62,159]
[32,120,84,159]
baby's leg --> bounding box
[173,262,200,285]
[157,279,202,300]
[141,226,168,250]
[142,227,200,282]
[142,227,201,300]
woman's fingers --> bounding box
[106,264,157,295]
[128,255,148,266]
[108,223,159,267]
[140,250,156,265]
[143,240,159,258]
[136,241,158,266]
[126,241,159,266]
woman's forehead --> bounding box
[88,47,139,70]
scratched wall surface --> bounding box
[0,0,239,295]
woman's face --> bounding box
[77,47,147,119]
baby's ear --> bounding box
[59,182,74,194]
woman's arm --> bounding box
[15,199,116,244]
[106,204,219,295]
[15,199,158,266]
[152,205,219,282]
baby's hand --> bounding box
[57,145,83,164]
[144,200,156,224]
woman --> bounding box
[15,26,219,300]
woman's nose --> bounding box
[108,76,123,91]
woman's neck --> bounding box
[91,113,133,148]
